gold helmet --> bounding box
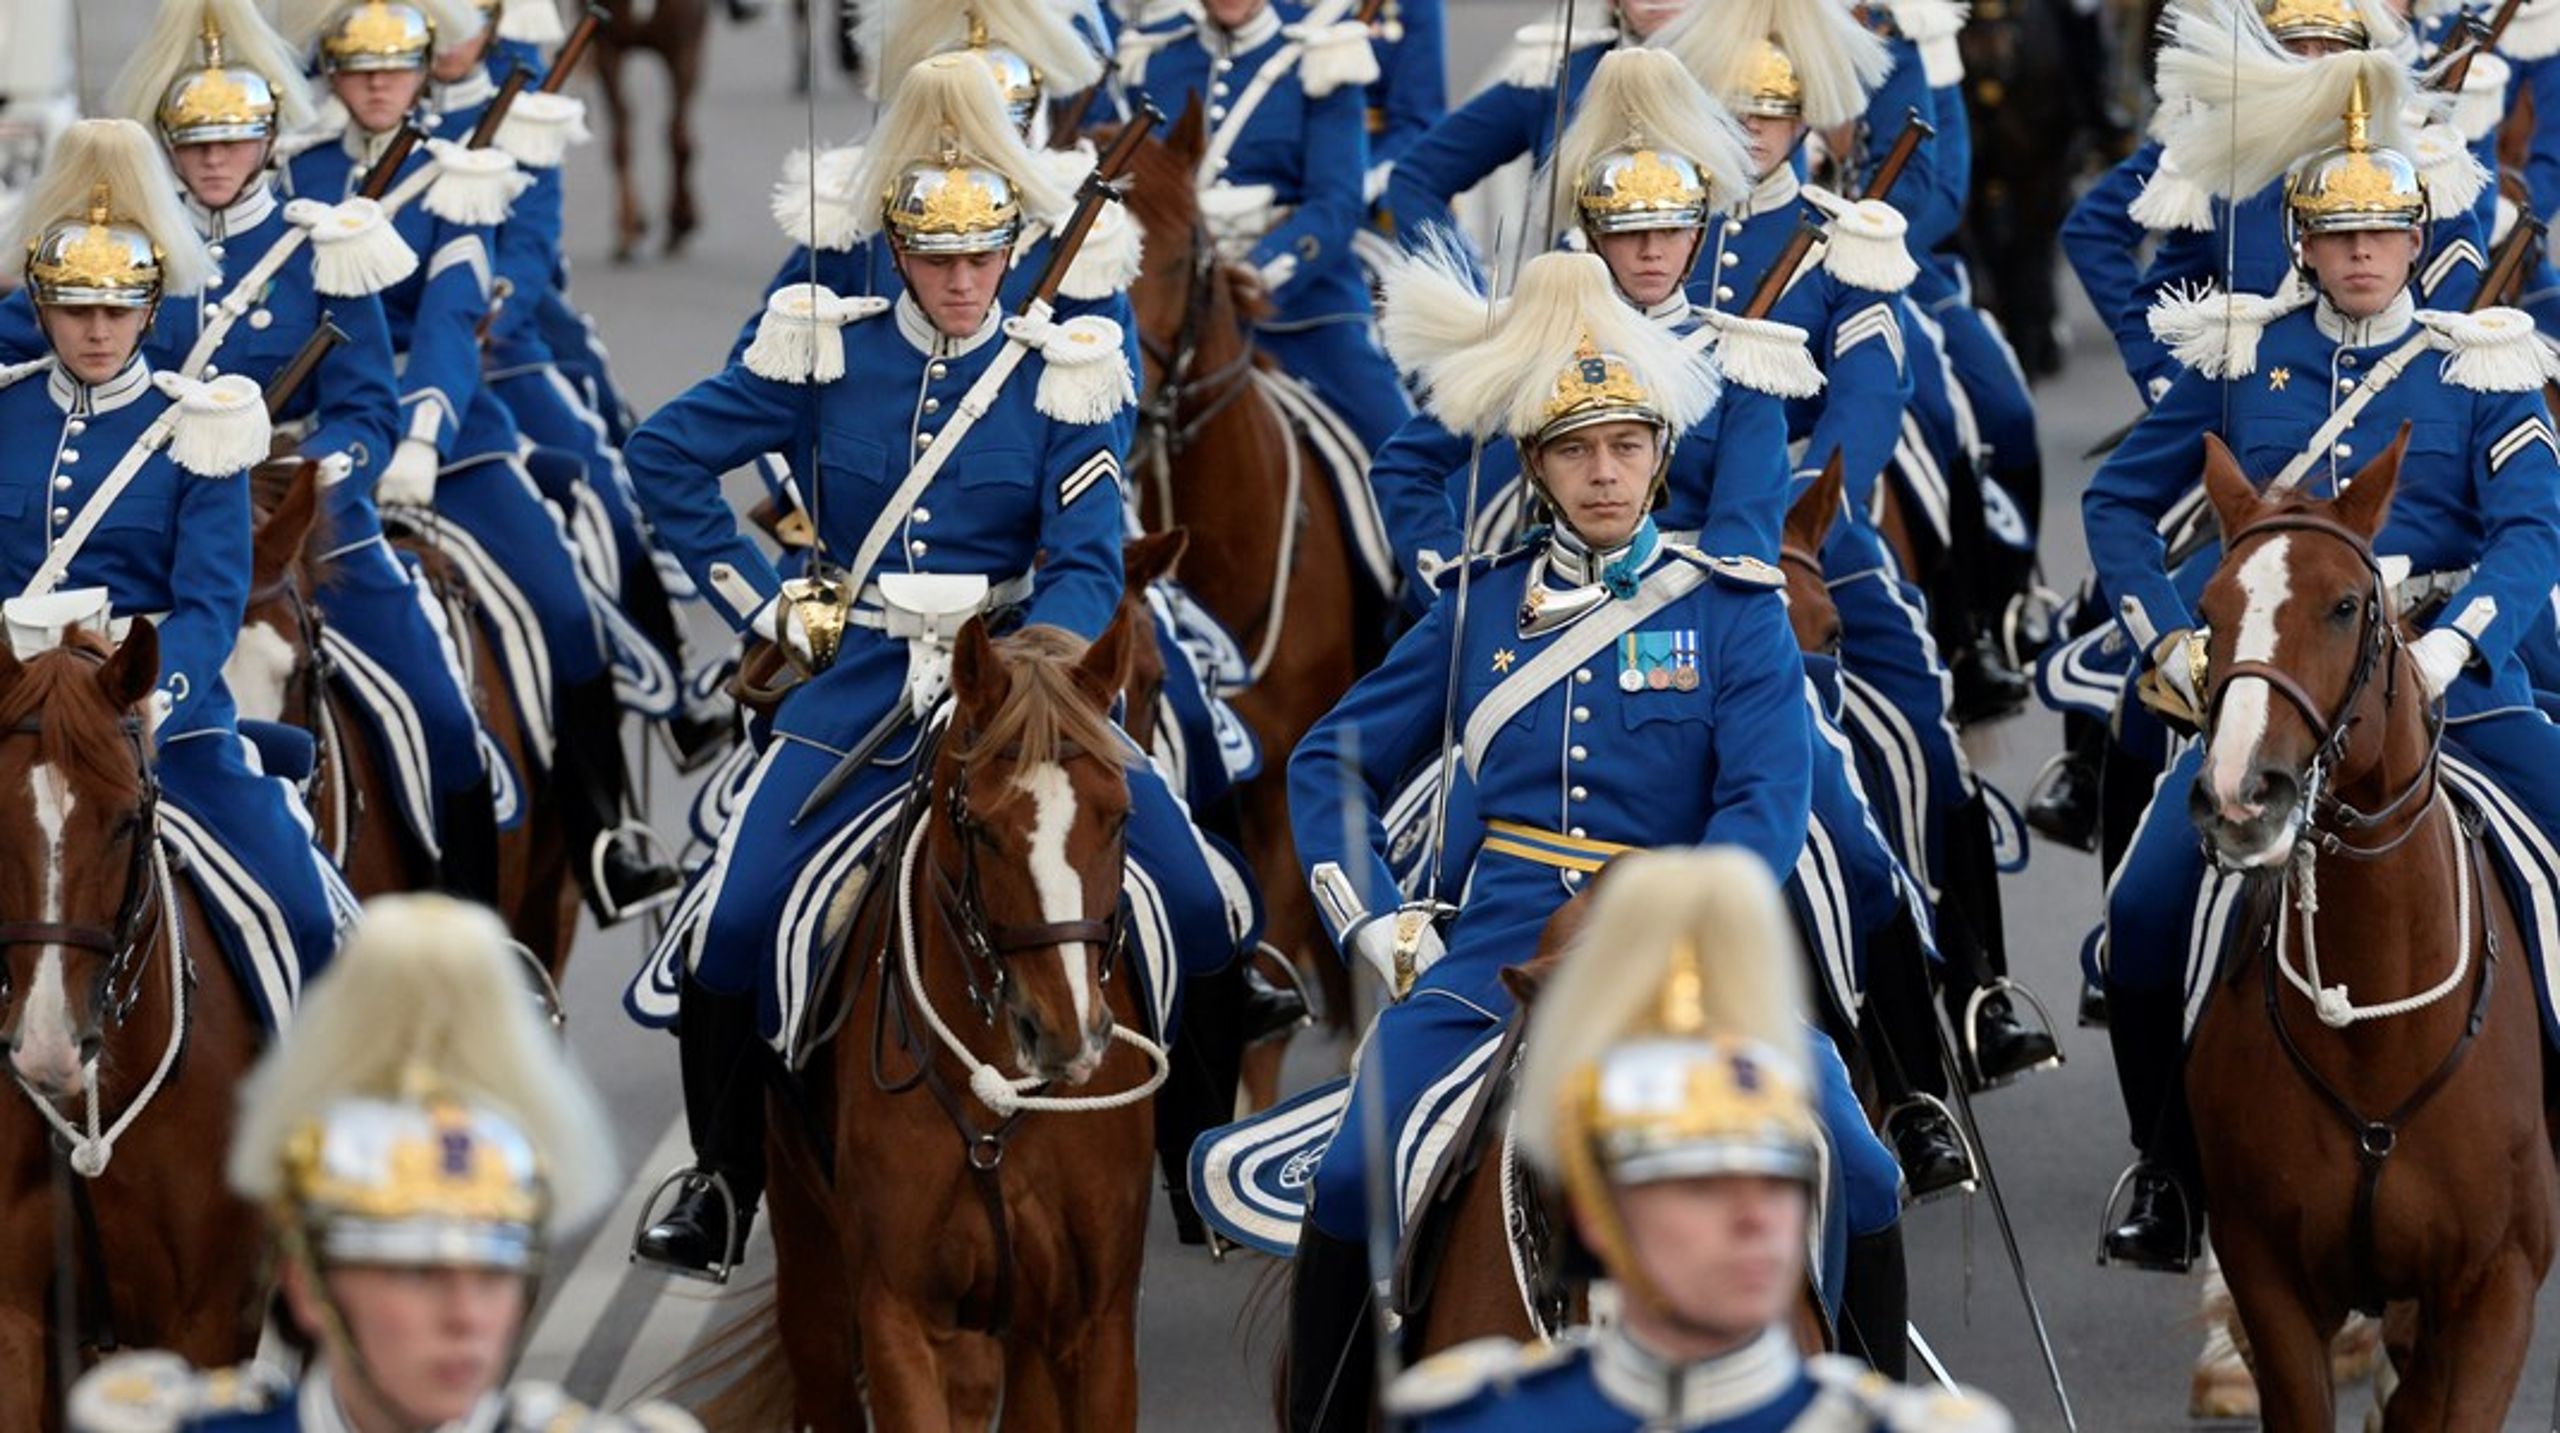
[1734,38,1804,119]
[279,1082,549,1270]
[861,53,1063,255]
[26,188,168,309]
[317,0,439,72]
[2285,73,2424,236]
[2258,0,2369,50]
[883,156,1025,256]
[1514,851,1822,1313]
[1560,50,1750,238]
[868,0,1105,133]
[1532,336,1674,449]
[156,8,284,146]
[964,13,1046,134]
[11,120,208,309]
[1657,0,1890,131]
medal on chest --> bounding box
[1619,630,1700,694]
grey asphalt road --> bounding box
[54,0,2560,1426]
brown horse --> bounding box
[1112,103,1365,1056]
[718,612,1164,1430]
[593,0,711,261]
[2183,431,2555,1429]
[0,627,261,1428]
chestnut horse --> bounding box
[594,0,710,261]
[2184,431,2554,1428]
[0,627,260,1428]
[717,612,1168,1431]
[1111,104,1365,1051]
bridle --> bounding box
[1132,207,1263,475]
[928,734,1133,1027]
[0,698,164,1030]
[2202,509,2438,858]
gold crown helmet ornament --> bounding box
[1530,335,1671,447]
[157,9,282,147]
[2260,0,2370,50]
[1577,143,1710,234]
[26,183,167,309]
[320,0,437,72]
[2285,72,2425,236]
[1734,37,1804,120]
[964,11,1046,133]
[882,127,1024,255]
[278,1076,550,1271]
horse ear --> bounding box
[950,616,1008,718]
[99,620,161,713]
[1123,528,1190,595]
[1784,451,1846,556]
[1166,96,1207,162]
[2200,432,2261,540]
[251,461,324,592]
[1071,606,1139,710]
[2332,421,2405,540]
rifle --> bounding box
[1741,109,1933,320]
[356,125,426,201]
[263,318,350,419]
[541,5,608,94]
[467,65,536,150]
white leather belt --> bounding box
[844,571,1035,635]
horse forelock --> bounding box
[0,639,146,809]
[953,627,1137,793]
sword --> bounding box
[1908,1322,1960,1395]
[790,698,920,826]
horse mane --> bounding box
[0,634,144,806]
[952,625,1139,783]
[1114,134,1273,326]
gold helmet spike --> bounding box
[2284,71,2425,236]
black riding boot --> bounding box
[1936,796,2058,1090]
[1286,1228,1379,1433]
[436,771,503,908]
[554,674,679,924]
[1840,1226,1911,1380]
[1154,963,1249,1246]
[634,977,769,1278]
[2100,984,2203,1271]
[1861,911,1976,1202]
[2025,713,2106,853]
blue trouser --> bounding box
[678,640,1248,1045]
[157,721,347,1033]
[314,535,491,847]
[1826,520,1973,896]
[431,453,610,694]
[1256,319,1414,457]
[1801,668,1928,1007]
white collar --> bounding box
[1209,3,1283,52]
[184,178,279,240]
[894,292,1007,360]
[1738,165,1801,222]
[295,1367,507,1433]
[1641,290,1693,326]
[47,358,154,418]
[435,66,498,113]
[340,123,410,169]
[2313,288,2417,348]
[1590,1325,1804,1425]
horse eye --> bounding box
[2332,596,2361,621]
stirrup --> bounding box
[1881,1093,1979,1205]
[507,938,567,1032]
[2094,1162,2199,1274]
[1961,977,2065,1092]
[589,819,681,924]
[2002,585,2065,670]
[629,1167,742,1285]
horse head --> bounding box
[0,623,162,1102]
[1781,452,1847,659]
[1109,101,1272,420]
[937,611,1145,1085]
[231,459,328,727]
[2190,426,2408,869]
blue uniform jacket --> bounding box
[1366,0,1447,169]
[454,59,571,374]
[285,125,509,466]
[0,360,251,736]
[1289,536,1812,1009]
[1852,32,1956,252]
[1381,32,1612,247]
[1691,173,1912,528]
[2085,296,2560,713]
[625,295,1127,656]
[1125,2,1374,326]
[1396,1333,1996,1431]
[2060,141,2167,392]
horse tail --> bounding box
[664,1278,798,1432]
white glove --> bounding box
[2158,627,2205,709]
[1351,905,1447,1000]
[2410,627,2473,698]
[313,451,355,487]
[1256,251,1299,294]
[379,438,441,507]
[777,601,818,670]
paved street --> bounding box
[48,1,2560,1425]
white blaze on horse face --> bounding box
[2206,537,2293,826]
[1013,763,1096,1050]
[12,763,85,1095]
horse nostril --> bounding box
[2249,765,2302,818]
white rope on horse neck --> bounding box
[894,821,1169,1117]
[1241,372,1305,686]
[12,841,191,1178]
[2277,793,2472,1030]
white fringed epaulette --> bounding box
[505,1380,702,1432]
[1697,310,1826,399]
[2412,120,2488,221]
[286,196,420,297]
[1292,7,1382,98]
[1887,0,1971,85]
[1008,312,1137,423]
[419,139,532,226]
[771,144,866,252]
[742,285,891,384]
[494,90,593,170]
[2455,52,2512,142]
[1027,147,1147,300]
[1493,23,1618,88]
[68,1352,289,1433]
[1801,183,1918,293]
[2418,307,2560,392]
[2128,152,2216,234]
[1806,1355,2015,1431]
[1383,1336,1576,1415]
[1669,544,1787,590]
[501,0,569,43]
[156,373,273,477]
[2145,277,2311,378]
[2502,0,2560,60]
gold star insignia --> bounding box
[2268,366,2291,392]
[1492,648,1516,673]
